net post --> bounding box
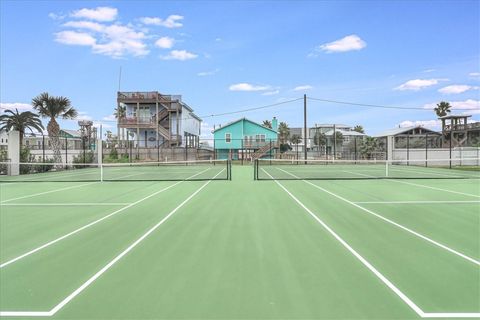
[99,125,103,182]
[385,159,389,178]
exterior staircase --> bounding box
[251,143,277,160]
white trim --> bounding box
[0,169,224,317]
[262,168,480,318]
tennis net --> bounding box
[0,160,231,182]
[255,158,480,180]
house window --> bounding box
[260,134,266,142]
[225,133,231,143]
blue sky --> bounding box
[1,0,479,137]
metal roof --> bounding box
[373,126,440,137]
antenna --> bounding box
[118,66,122,92]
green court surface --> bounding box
[0,166,479,319]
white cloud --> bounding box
[57,22,149,57]
[469,72,480,77]
[200,122,214,139]
[160,50,197,60]
[438,85,476,94]
[395,78,446,91]
[0,103,33,112]
[293,85,313,91]
[103,114,116,121]
[423,99,480,112]
[262,90,280,96]
[399,120,441,129]
[155,36,175,49]
[197,69,219,76]
[48,12,65,20]
[311,34,366,55]
[139,15,184,28]
[422,69,436,73]
[55,31,97,46]
[63,20,105,32]
[71,7,118,22]
[76,111,93,121]
[229,83,271,92]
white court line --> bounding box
[1,203,132,206]
[387,166,477,178]
[354,200,480,204]
[0,168,211,269]
[262,169,480,319]
[0,172,146,204]
[0,169,224,317]
[0,182,97,203]
[344,170,480,199]
[278,168,480,266]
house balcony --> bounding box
[118,117,157,129]
[444,122,480,132]
[243,141,278,149]
[117,92,181,108]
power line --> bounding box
[197,97,303,118]
[307,96,478,111]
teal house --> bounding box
[213,117,278,160]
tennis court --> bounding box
[0,162,479,319]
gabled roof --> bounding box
[323,129,366,136]
[213,117,277,133]
[373,126,439,137]
[60,129,82,138]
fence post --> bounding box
[269,139,272,165]
[406,133,409,166]
[449,129,452,169]
[354,136,357,162]
[42,135,46,163]
[241,138,244,165]
[425,133,428,167]
[157,136,160,162]
[63,136,67,167]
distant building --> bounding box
[213,117,278,160]
[290,124,366,153]
[0,130,7,150]
[23,129,84,150]
[373,126,442,156]
[439,114,480,146]
[117,91,202,148]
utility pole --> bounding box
[304,94,307,162]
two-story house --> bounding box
[213,117,278,160]
[117,91,202,149]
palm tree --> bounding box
[333,131,344,154]
[360,137,378,159]
[262,120,272,129]
[434,101,451,117]
[313,132,326,148]
[0,109,44,146]
[277,122,290,153]
[353,125,364,133]
[290,134,301,159]
[32,92,77,164]
[114,105,126,147]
